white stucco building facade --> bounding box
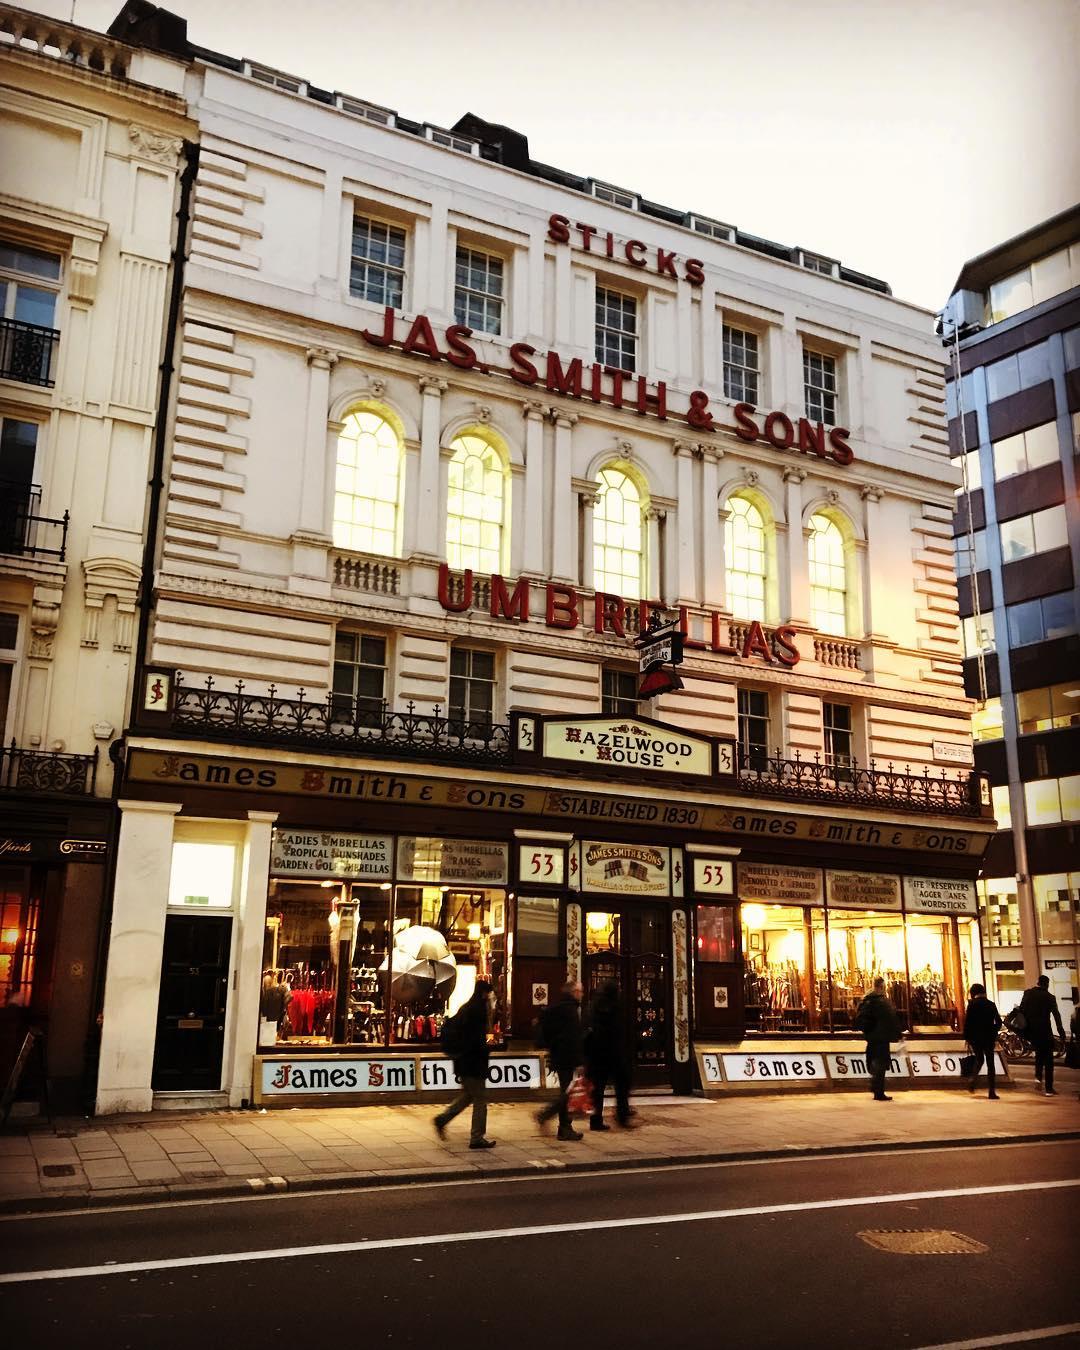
[96,1,993,1114]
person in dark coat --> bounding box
[963,982,1002,1098]
[536,980,584,1141]
[1018,975,1066,1095]
[584,979,632,1130]
[434,980,496,1149]
[855,976,903,1101]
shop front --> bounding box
[95,721,994,1113]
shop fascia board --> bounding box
[122,733,995,841]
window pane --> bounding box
[1033,873,1078,944]
[696,905,735,963]
[1007,600,1043,647]
[1049,683,1080,728]
[992,432,1027,480]
[985,355,1019,403]
[1023,421,1060,469]
[332,411,403,555]
[990,784,1012,831]
[971,698,1003,741]
[987,270,1032,324]
[1061,774,1080,822]
[1042,592,1077,640]
[1032,505,1068,553]
[1024,779,1062,826]
[517,896,561,958]
[1018,342,1051,389]
[998,515,1034,561]
[1016,687,1052,734]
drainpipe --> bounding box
[83,140,199,1113]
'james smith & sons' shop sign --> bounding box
[126,748,991,856]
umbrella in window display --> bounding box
[379,925,457,1004]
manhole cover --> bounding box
[41,1164,77,1178]
[858,1229,988,1255]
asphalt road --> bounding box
[2,1140,1078,1350]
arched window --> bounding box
[594,465,645,599]
[724,494,767,621]
[333,409,403,556]
[808,512,847,635]
[446,433,507,573]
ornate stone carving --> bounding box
[579,487,601,509]
[369,377,387,398]
[82,557,140,653]
[67,256,98,305]
[826,488,841,505]
[672,439,699,458]
[860,484,883,503]
[783,466,807,484]
[306,347,338,370]
[549,409,578,428]
[128,123,183,166]
[418,375,449,397]
[522,399,546,420]
[30,598,61,659]
[742,467,760,487]
[474,402,493,423]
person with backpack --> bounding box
[962,982,1002,1098]
[433,980,496,1149]
[536,980,585,1141]
[1017,975,1066,1095]
[855,976,903,1101]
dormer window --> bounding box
[798,249,840,278]
[246,62,306,95]
[688,214,735,243]
[336,95,395,127]
[425,127,480,156]
[589,180,638,210]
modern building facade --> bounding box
[0,4,193,1108]
[942,205,1080,1015]
[95,2,992,1114]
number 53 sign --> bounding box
[517,844,565,887]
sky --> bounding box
[43,0,1080,312]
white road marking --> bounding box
[4,1136,1076,1222]
[913,1324,1080,1349]
[1,1177,1076,1285]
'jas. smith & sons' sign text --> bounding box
[127,750,990,855]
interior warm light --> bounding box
[586,911,611,933]
[379,882,392,891]
[467,923,482,940]
[741,904,767,929]
[1,928,19,946]
[320,880,336,889]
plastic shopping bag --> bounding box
[566,1070,594,1117]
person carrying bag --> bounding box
[962,982,1002,1099]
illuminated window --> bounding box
[1033,872,1080,944]
[998,505,1068,562]
[1024,775,1080,826]
[168,841,237,908]
[808,513,847,635]
[992,422,1059,479]
[953,448,982,496]
[724,494,767,621]
[594,465,644,598]
[971,698,1003,741]
[333,410,403,556]
[803,348,837,423]
[990,784,1011,831]
[961,612,995,657]
[350,216,406,308]
[1016,682,1080,733]
[446,433,507,573]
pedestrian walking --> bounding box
[584,979,633,1130]
[1017,975,1066,1096]
[433,980,496,1149]
[962,982,1002,1099]
[536,980,585,1141]
[855,976,902,1101]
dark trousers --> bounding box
[539,1064,574,1129]
[588,1056,631,1124]
[968,1042,997,1094]
[1031,1036,1055,1091]
[436,1076,488,1141]
[865,1042,891,1098]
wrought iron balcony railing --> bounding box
[1,742,98,795]
[0,481,69,560]
[0,317,59,387]
[171,675,511,763]
[163,674,985,816]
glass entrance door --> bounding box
[583,903,670,1082]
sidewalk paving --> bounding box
[2,1069,1078,1214]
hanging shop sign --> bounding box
[516,712,725,781]
[738,862,823,906]
[902,877,978,915]
[360,306,853,464]
[825,870,902,911]
[269,829,392,881]
[581,840,675,896]
[125,751,993,856]
[441,566,800,667]
[397,836,509,886]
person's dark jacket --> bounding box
[450,987,491,1079]
[1018,986,1065,1040]
[855,991,902,1045]
[541,992,583,1072]
[963,995,1002,1048]
[584,984,626,1069]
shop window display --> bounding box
[696,905,736,964]
[740,904,827,1032]
[904,913,963,1032]
[825,909,909,1032]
